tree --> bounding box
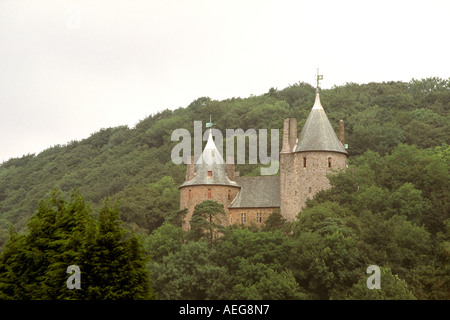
[83,199,153,299]
[387,182,432,225]
[263,209,287,232]
[288,215,363,300]
[150,241,231,299]
[44,189,95,299]
[144,223,184,263]
[213,228,291,275]
[189,200,226,246]
[0,190,154,300]
[166,208,188,228]
[231,266,307,300]
[0,228,29,299]
[0,189,94,299]
[344,267,416,300]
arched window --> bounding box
[228,189,231,200]
[328,157,332,168]
[208,189,211,199]
[303,157,307,167]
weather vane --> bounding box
[316,68,323,91]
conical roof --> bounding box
[180,129,238,187]
[197,129,225,165]
[295,90,348,155]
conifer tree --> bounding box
[85,199,153,299]
[189,200,226,246]
[0,227,28,299]
[0,190,154,300]
[44,189,94,299]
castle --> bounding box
[179,85,348,230]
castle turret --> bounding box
[294,89,348,155]
[280,76,348,221]
[179,126,240,230]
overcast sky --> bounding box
[0,0,449,162]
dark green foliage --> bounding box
[262,209,288,232]
[0,190,154,300]
[143,223,185,263]
[81,200,153,299]
[289,211,363,299]
[306,144,450,299]
[149,241,231,300]
[344,267,416,300]
[189,200,226,246]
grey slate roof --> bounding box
[180,163,238,187]
[229,176,280,208]
[295,91,348,155]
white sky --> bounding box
[0,0,449,162]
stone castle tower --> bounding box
[179,80,348,228]
[279,87,348,221]
[179,128,240,230]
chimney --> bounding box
[288,118,297,151]
[338,120,345,147]
[186,155,194,180]
[226,156,235,181]
[281,118,290,153]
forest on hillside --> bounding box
[0,78,449,299]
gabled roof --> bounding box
[295,90,348,155]
[180,129,238,187]
[229,176,280,208]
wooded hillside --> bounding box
[0,78,448,299]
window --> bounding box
[256,212,262,223]
[328,157,332,168]
[228,189,231,200]
[207,171,212,177]
[303,157,307,167]
[309,187,312,193]
[208,189,211,199]
[241,213,247,224]
[188,189,191,200]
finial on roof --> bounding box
[312,69,324,110]
[206,115,213,128]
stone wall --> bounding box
[228,207,278,227]
[280,152,297,221]
[280,150,347,221]
[179,184,240,230]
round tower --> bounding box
[179,128,240,230]
[280,86,348,221]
